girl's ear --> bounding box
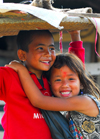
[80,84,83,89]
[17,49,26,61]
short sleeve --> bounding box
[0,67,12,101]
[0,68,5,100]
[86,94,100,115]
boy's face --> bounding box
[49,65,81,98]
[24,33,56,78]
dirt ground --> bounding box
[0,132,3,139]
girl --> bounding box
[6,53,100,139]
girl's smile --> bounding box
[60,90,71,97]
[50,65,81,98]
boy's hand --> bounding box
[68,30,81,42]
[5,60,25,73]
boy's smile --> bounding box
[50,65,81,98]
[24,32,56,79]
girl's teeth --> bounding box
[61,92,70,94]
[60,91,71,97]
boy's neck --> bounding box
[34,72,43,79]
[27,68,43,79]
[31,71,43,79]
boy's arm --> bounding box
[68,31,85,63]
[5,61,98,117]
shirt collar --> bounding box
[29,71,46,90]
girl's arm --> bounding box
[6,61,99,117]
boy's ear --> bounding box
[17,49,26,61]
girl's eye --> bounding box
[69,78,75,81]
[55,79,61,82]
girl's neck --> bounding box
[66,112,70,120]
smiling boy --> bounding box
[0,30,84,139]
[0,30,55,139]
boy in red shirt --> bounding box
[0,30,84,139]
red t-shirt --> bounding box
[0,67,52,139]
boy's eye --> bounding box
[37,47,43,50]
[50,47,55,51]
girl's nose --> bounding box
[62,80,69,87]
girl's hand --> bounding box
[5,60,25,73]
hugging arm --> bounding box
[6,61,98,117]
[5,31,97,116]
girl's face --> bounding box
[49,65,81,98]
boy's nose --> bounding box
[45,49,51,56]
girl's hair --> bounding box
[45,53,100,99]
[17,30,53,52]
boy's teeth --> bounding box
[43,61,49,63]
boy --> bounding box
[0,30,84,139]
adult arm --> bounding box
[68,31,85,64]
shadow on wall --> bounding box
[0,36,18,66]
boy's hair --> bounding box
[17,30,53,52]
[45,53,100,98]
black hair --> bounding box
[45,53,100,99]
[17,30,53,52]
